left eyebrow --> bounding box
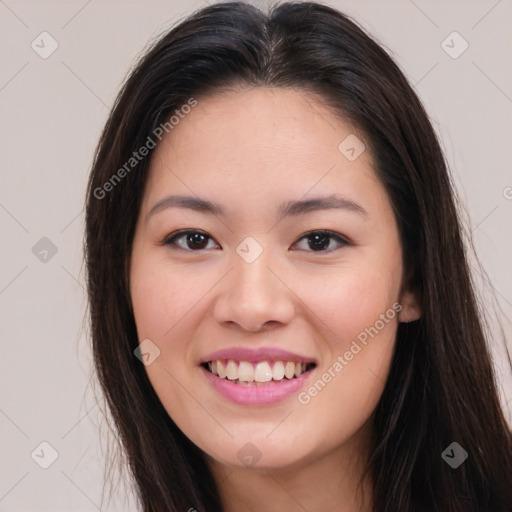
[146,193,367,221]
[278,195,367,217]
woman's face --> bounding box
[130,87,420,471]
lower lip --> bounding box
[200,365,314,406]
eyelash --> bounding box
[162,229,351,254]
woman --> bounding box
[84,2,512,511]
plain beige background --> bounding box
[1,1,511,511]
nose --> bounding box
[213,247,295,333]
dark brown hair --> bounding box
[84,2,512,511]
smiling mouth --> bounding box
[202,359,317,386]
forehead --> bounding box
[143,87,382,217]
[159,86,359,166]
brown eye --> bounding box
[164,230,218,251]
[292,230,350,253]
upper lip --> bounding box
[200,346,317,365]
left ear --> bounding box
[398,289,422,323]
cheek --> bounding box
[293,261,400,431]
[129,256,206,406]
[296,258,401,343]
[129,258,213,431]
[306,315,396,429]
[130,256,214,340]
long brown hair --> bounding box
[84,2,512,511]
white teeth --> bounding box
[238,361,255,382]
[206,359,313,383]
[284,362,295,379]
[226,359,238,380]
[254,362,273,382]
[217,360,226,379]
[272,361,285,380]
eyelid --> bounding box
[162,229,351,252]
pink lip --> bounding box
[200,346,316,364]
[200,365,315,406]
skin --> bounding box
[129,87,421,512]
